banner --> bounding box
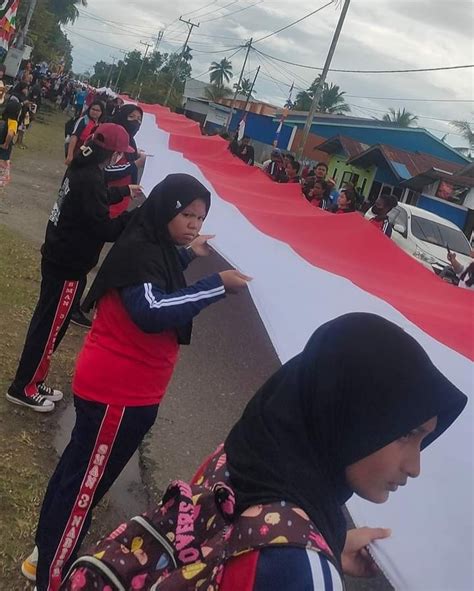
[134,102,472,591]
[0,0,18,52]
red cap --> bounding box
[92,123,135,153]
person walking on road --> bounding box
[22,173,251,590]
[6,124,141,413]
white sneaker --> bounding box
[21,546,37,582]
[6,391,55,413]
[37,383,64,402]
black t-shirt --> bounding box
[41,165,132,279]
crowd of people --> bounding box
[228,135,399,237]
[0,60,469,591]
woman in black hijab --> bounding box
[105,104,145,217]
[220,313,466,587]
[28,174,251,591]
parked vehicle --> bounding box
[366,203,472,275]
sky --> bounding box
[65,0,473,148]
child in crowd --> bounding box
[23,173,251,590]
[0,101,21,188]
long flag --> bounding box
[132,100,472,591]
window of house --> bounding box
[342,171,353,185]
[360,178,367,194]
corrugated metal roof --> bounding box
[348,144,463,180]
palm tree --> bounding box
[292,77,350,114]
[204,83,233,102]
[49,0,88,24]
[209,58,233,88]
[450,120,474,150]
[382,108,418,127]
[233,77,255,97]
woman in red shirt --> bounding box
[27,174,251,591]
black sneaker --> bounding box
[6,390,55,412]
[37,383,64,402]
[70,310,92,329]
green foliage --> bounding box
[382,108,418,127]
[91,48,193,108]
[234,77,255,97]
[209,58,233,88]
[450,120,474,148]
[16,0,85,70]
[292,76,351,114]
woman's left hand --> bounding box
[189,234,215,257]
[341,527,391,578]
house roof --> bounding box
[315,135,370,159]
[399,168,474,191]
[347,144,463,181]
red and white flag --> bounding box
[133,101,472,591]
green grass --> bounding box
[0,224,54,588]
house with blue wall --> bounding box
[282,111,468,166]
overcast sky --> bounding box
[66,0,473,148]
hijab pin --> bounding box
[176,200,182,209]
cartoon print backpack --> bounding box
[61,445,336,591]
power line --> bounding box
[346,95,474,103]
[253,48,474,74]
[195,0,240,20]
[64,28,134,51]
[253,1,334,44]
[347,102,473,125]
[200,0,264,23]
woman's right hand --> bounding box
[219,270,252,294]
[65,156,73,166]
[447,251,456,264]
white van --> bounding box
[366,203,472,274]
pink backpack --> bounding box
[61,446,336,590]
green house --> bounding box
[316,135,376,198]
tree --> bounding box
[292,76,350,114]
[234,77,255,97]
[204,83,233,102]
[49,0,88,24]
[450,120,474,149]
[209,58,233,88]
[382,108,418,127]
[17,0,74,69]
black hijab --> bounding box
[110,104,143,156]
[83,174,211,344]
[225,313,467,568]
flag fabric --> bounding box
[0,0,18,52]
[131,100,472,591]
[237,116,246,141]
[273,106,289,147]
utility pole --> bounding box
[16,0,38,50]
[296,0,351,159]
[241,65,260,113]
[133,40,153,99]
[225,38,252,131]
[164,17,199,107]
[154,30,164,52]
[114,49,127,91]
[105,55,116,88]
